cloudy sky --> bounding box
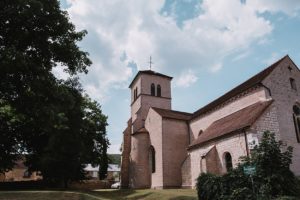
[56,0,300,154]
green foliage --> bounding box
[108,154,121,165]
[0,0,109,187]
[196,131,300,200]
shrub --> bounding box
[196,173,222,200]
[196,131,300,200]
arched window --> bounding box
[293,105,300,143]
[157,85,161,97]
[149,146,156,173]
[224,152,232,172]
[151,83,155,96]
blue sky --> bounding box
[56,0,300,154]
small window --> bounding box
[224,152,232,172]
[198,130,203,137]
[151,83,155,96]
[293,105,300,143]
[157,85,161,97]
[290,78,297,91]
[134,88,137,101]
[149,146,156,173]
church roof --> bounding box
[131,127,149,135]
[152,107,192,121]
[129,70,173,88]
[189,100,273,149]
[192,55,288,119]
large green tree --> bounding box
[0,0,109,186]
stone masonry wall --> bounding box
[190,133,248,187]
[129,132,150,188]
[162,118,189,188]
[181,155,191,188]
[262,56,300,175]
[120,119,131,188]
[145,108,163,188]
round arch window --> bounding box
[224,152,233,172]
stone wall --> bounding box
[181,155,191,188]
[120,119,131,188]
[162,118,189,188]
[262,56,300,175]
[129,132,150,188]
[190,133,248,187]
[145,108,163,188]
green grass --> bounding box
[0,189,197,200]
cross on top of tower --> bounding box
[149,56,153,71]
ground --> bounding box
[0,189,197,200]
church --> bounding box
[120,55,300,189]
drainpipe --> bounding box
[243,130,250,157]
[186,121,191,145]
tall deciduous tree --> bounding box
[0,0,109,186]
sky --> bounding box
[56,0,300,154]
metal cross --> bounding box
[149,56,153,70]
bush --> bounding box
[196,131,300,200]
[196,173,222,200]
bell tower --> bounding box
[129,70,172,133]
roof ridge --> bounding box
[192,55,288,119]
[152,107,192,115]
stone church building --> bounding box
[120,55,300,189]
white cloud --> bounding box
[175,69,198,87]
[232,51,251,62]
[248,0,300,16]
[210,63,223,73]
[63,0,300,102]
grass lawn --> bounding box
[0,189,197,200]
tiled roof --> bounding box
[136,127,148,133]
[189,100,273,149]
[108,164,121,172]
[152,107,192,121]
[129,70,173,88]
[192,55,288,119]
[84,164,120,172]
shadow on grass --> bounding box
[169,196,198,200]
[89,189,151,200]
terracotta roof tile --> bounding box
[152,107,192,121]
[189,100,273,149]
[192,55,288,119]
[129,70,173,88]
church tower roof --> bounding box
[129,70,173,88]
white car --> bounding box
[111,182,120,189]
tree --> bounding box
[196,131,300,200]
[0,0,90,172]
[0,0,109,187]
[242,131,299,198]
